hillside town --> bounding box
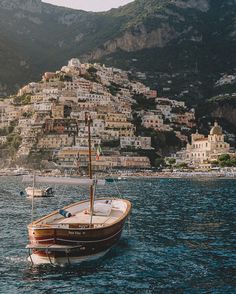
[0,58,235,174]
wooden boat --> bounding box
[24,115,131,265]
[25,187,54,198]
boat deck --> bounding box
[33,199,129,229]
[58,208,123,226]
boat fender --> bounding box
[59,209,72,218]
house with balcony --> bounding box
[44,118,78,135]
[141,112,165,131]
[37,134,73,149]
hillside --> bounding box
[0,0,236,118]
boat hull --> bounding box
[28,248,111,265]
[25,187,54,198]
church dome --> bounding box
[210,122,222,135]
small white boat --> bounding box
[25,187,54,198]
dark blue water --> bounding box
[0,177,235,293]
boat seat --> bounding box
[93,203,112,216]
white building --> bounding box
[120,136,152,150]
[68,58,81,69]
[175,122,231,166]
[34,102,52,112]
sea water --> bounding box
[0,177,235,293]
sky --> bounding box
[42,0,134,12]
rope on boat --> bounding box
[100,149,123,199]
[31,172,36,223]
[128,215,131,236]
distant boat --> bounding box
[24,114,131,265]
[25,187,54,198]
[105,177,127,183]
[117,176,127,181]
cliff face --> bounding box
[0,0,236,108]
[85,24,178,60]
[212,105,236,127]
[173,0,210,11]
[84,0,209,60]
[0,0,42,13]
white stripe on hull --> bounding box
[28,249,110,266]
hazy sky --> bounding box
[42,0,134,12]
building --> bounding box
[37,134,73,149]
[120,136,152,150]
[57,147,96,168]
[68,58,81,69]
[141,112,165,131]
[51,104,65,119]
[44,119,77,135]
[176,122,231,166]
[93,155,151,170]
[34,102,52,113]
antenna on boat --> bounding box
[85,113,94,225]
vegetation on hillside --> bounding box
[215,154,236,167]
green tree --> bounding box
[168,158,176,165]
[87,66,97,74]
[219,159,232,167]
[155,157,165,167]
[231,157,236,166]
[218,154,230,161]
[175,162,188,169]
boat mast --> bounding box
[85,113,94,221]
[31,171,36,223]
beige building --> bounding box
[57,147,96,168]
[37,135,73,149]
[181,122,230,166]
[119,129,135,137]
[51,104,64,119]
[75,136,101,148]
[100,130,120,141]
[93,155,151,170]
[6,107,23,121]
[105,121,133,130]
[119,156,151,168]
[141,112,165,131]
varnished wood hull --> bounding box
[27,198,131,265]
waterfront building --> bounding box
[175,122,231,166]
[57,147,96,168]
[92,155,151,170]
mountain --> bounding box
[1,0,236,111]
